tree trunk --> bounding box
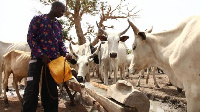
[91,19,105,46]
[74,17,86,45]
[72,0,86,45]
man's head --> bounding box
[50,1,65,18]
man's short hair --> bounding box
[51,1,65,8]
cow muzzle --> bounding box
[110,53,117,58]
[77,76,84,82]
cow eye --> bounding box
[133,45,136,50]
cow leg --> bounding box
[113,67,118,84]
[90,64,95,77]
[13,76,23,104]
[119,67,123,80]
[0,72,2,96]
[23,78,27,87]
[94,64,102,81]
[123,66,125,79]
[151,67,160,88]
[125,71,129,78]
[3,71,10,107]
[145,69,150,84]
[96,65,100,78]
[157,67,164,74]
[136,70,144,87]
[141,69,145,78]
[136,76,141,87]
[63,82,75,106]
[104,67,109,85]
[108,64,112,79]
[185,85,200,112]
[98,65,104,82]
[86,73,90,82]
[86,69,90,82]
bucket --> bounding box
[48,56,72,84]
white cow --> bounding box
[136,67,160,88]
[65,42,90,71]
[127,53,160,88]
[69,43,101,82]
[0,41,30,95]
[65,40,100,78]
[1,50,30,107]
[128,15,200,112]
[97,23,130,85]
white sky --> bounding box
[0,0,199,49]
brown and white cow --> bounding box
[128,15,200,112]
[0,41,30,95]
[1,50,31,107]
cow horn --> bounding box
[145,26,153,33]
[69,43,78,58]
[119,24,130,36]
[127,19,139,35]
[96,21,107,36]
[89,43,101,59]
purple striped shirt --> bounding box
[27,14,67,59]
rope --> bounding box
[44,65,59,99]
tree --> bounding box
[39,0,140,45]
[91,0,140,46]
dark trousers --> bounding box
[22,59,58,112]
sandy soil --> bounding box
[0,71,186,112]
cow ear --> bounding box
[120,36,129,42]
[98,36,107,41]
[138,32,146,40]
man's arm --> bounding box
[27,16,44,58]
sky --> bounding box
[0,0,199,49]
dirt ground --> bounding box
[0,71,186,112]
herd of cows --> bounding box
[0,15,200,112]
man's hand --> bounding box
[65,52,72,61]
[41,54,50,65]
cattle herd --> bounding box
[0,15,200,112]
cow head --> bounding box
[69,43,101,82]
[128,19,154,74]
[97,22,130,58]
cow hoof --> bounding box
[136,84,140,87]
[125,75,129,79]
[166,83,172,86]
[100,77,104,83]
[6,86,9,92]
[70,102,75,106]
[20,99,24,105]
[141,75,145,78]
[177,87,182,93]
[5,103,9,108]
[4,99,9,107]
[155,85,160,88]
